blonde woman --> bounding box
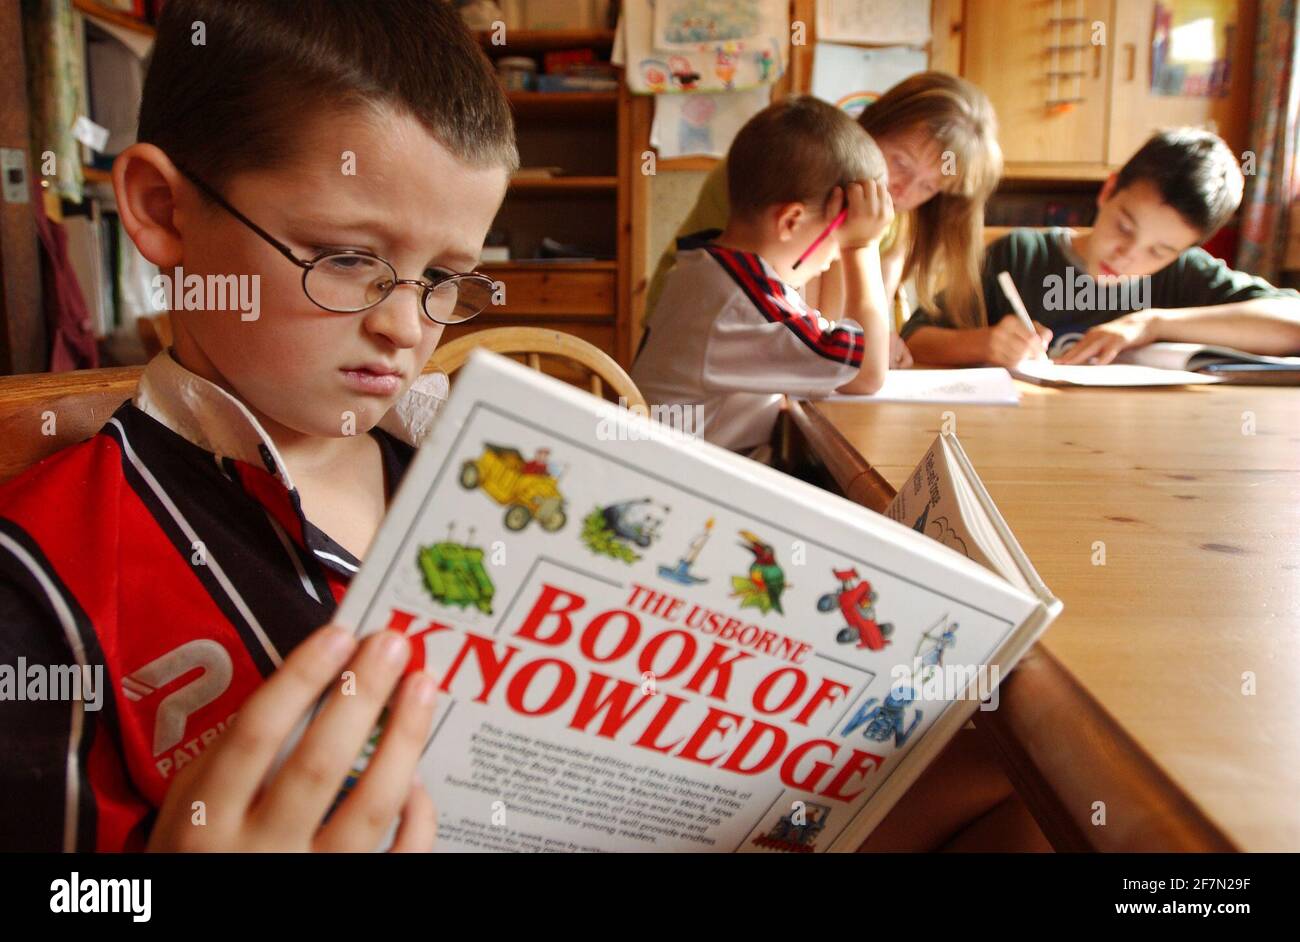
[645,72,1003,367]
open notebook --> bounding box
[326,351,1061,853]
[1011,358,1222,387]
[1013,342,1300,387]
[1116,342,1300,384]
[884,434,1041,597]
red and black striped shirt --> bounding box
[0,352,433,851]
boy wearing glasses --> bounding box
[0,0,513,851]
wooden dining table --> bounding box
[785,380,1300,852]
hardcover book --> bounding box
[335,351,1061,853]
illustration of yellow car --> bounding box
[459,443,567,532]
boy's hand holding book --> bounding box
[147,626,438,852]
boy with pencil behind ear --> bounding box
[631,97,894,462]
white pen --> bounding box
[997,271,1049,360]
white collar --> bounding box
[132,350,447,490]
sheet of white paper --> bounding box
[650,86,771,158]
[815,0,932,45]
[821,368,1021,404]
[811,42,927,116]
[1013,359,1222,387]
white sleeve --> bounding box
[701,297,865,398]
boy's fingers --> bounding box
[388,783,438,853]
[824,186,844,218]
[1090,337,1125,364]
[253,630,411,839]
[1060,332,1104,364]
[316,671,438,852]
[200,624,357,813]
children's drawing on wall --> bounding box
[653,0,762,47]
[649,85,769,158]
[618,0,789,95]
[811,42,927,118]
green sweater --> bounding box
[901,227,1299,354]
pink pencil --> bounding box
[791,207,848,270]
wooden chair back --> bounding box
[426,327,647,410]
[0,366,143,483]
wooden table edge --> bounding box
[784,397,1240,852]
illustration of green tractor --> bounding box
[417,532,495,614]
[459,443,567,532]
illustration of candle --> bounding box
[658,517,715,585]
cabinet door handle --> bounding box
[1093,42,1103,79]
[1125,43,1137,82]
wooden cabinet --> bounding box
[964,0,1113,168]
[440,259,620,356]
[1106,0,1255,167]
[958,0,1256,178]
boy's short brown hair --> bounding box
[726,96,884,219]
[138,0,519,186]
[1114,128,1243,236]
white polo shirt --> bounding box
[632,233,864,453]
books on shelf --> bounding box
[63,200,116,338]
[327,351,1060,853]
[83,17,147,165]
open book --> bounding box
[1011,358,1221,387]
[1116,342,1300,383]
[334,351,1061,853]
[883,435,1042,597]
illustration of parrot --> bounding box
[731,530,786,615]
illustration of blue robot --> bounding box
[842,686,923,749]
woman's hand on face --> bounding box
[147,625,438,853]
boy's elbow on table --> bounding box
[837,357,888,395]
[837,373,886,395]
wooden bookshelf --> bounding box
[480,260,617,276]
[72,0,156,36]
[475,29,615,51]
[656,156,720,172]
[508,175,617,197]
[505,91,618,120]
[477,29,634,366]
[81,165,113,185]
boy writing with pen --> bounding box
[902,128,1300,367]
[631,97,894,460]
